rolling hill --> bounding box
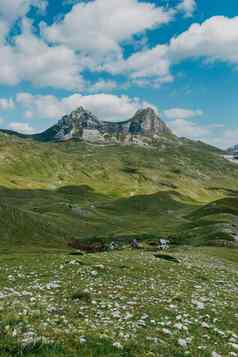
[0,107,238,249]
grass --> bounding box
[0,133,238,355]
[0,133,238,200]
[0,184,237,249]
[0,132,238,248]
[0,247,237,356]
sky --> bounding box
[0,0,238,148]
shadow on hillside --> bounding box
[0,184,201,249]
[0,184,237,251]
[0,184,109,204]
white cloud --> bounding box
[163,107,203,120]
[0,3,237,93]
[170,16,238,65]
[88,80,118,93]
[0,19,84,90]
[0,0,175,89]
[16,92,154,121]
[0,21,8,43]
[163,107,207,139]
[17,92,65,119]
[0,0,47,23]
[9,122,35,134]
[0,0,47,40]
[43,0,173,56]
[0,98,15,110]
[108,15,238,87]
[103,44,173,84]
[114,15,238,86]
[163,107,237,149]
[177,0,196,17]
[206,128,238,149]
[168,118,209,139]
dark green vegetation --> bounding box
[0,131,238,249]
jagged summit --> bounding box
[3,106,173,144]
[36,105,173,144]
[55,107,102,141]
[129,107,172,136]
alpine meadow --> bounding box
[0,1,238,356]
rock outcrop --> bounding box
[35,106,173,144]
[102,107,171,137]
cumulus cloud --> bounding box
[206,128,238,149]
[107,15,238,87]
[39,0,175,88]
[0,1,237,94]
[168,118,210,139]
[0,0,47,40]
[170,16,238,65]
[16,92,154,121]
[163,108,203,120]
[0,0,237,92]
[102,44,173,85]
[163,107,206,139]
[42,0,173,56]
[88,80,118,93]
[0,19,84,90]
[177,0,196,17]
[9,122,35,134]
[163,107,235,149]
[0,98,15,110]
[0,0,174,90]
[0,0,47,23]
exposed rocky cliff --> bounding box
[35,106,173,145]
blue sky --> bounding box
[0,0,238,148]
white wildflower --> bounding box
[211,352,222,357]
[113,342,123,349]
[178,338,188,349]
[79,336,87,344]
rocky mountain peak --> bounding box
[128,107,172,136]
[36,105,173,144]
[55,106,102,141]
[58,106,100,128]
[134,107,157,116]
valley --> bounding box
[0,126,238,249]
[0,108,238,356]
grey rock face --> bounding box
[54,107,103,141]
[102,108,172,137]
[39,106,173,144]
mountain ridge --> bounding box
[0,105,238,248]
[0,106,173,144]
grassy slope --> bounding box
[0,133,238,356]
[0,247,237,356]
[0,132,238,248]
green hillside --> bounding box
[0,132,238,249]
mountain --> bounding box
[0,122,238,250]
[0,106,238,250]
[32,106,173,143]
